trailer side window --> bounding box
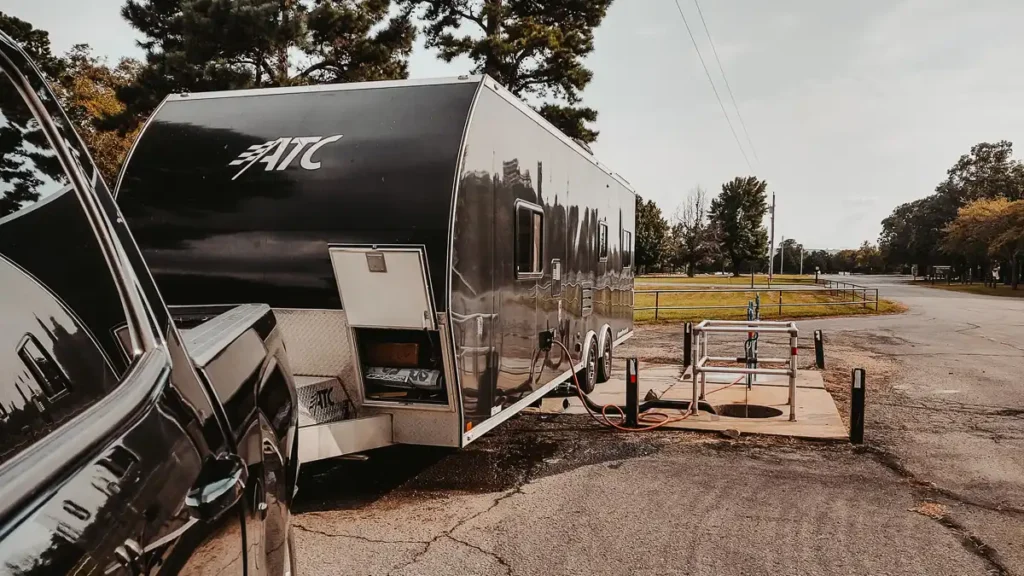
[623,230,633,268]
[515,201,543,277]
[598,222,609,261]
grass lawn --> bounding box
[914,281,1024,298]
[637,273,818,286]
[633,287,905,323]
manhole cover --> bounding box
[715,404,783,419]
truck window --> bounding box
[515,201,543,277]
[599,222,609,261]
[0,80,70,220]
[0,67,122,467]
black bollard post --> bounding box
[625,358,639,428]
[814,330,825,369]
[850,368,866,444]
[683,322,692,368]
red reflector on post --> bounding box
[791,347,798,355]
[630,374,637,384]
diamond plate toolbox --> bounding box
[296,376,352,427]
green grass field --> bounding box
[914,281,1024,298]
[633,286,905,323]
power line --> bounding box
[669,0,753,173]
[692,0,759,162]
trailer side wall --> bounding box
[452,85,635,429]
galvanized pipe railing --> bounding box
[636,284,880,318]
[691,320,799,421]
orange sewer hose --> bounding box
[553,340,745,432]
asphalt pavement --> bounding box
[292,275,1023,575]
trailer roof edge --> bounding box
[163,75,484,101]
[479,77,637,196]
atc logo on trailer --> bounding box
[229,135,343,180]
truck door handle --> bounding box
[113,538,143,575]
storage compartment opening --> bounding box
[355,328,448,405]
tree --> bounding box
[0,15,141,185]
[833,249,858,273]
[880,141,1024,275]
[52,45,142,184]
[771,237,803,274]
[804,249,832,274]
[0,12,65,79]
[635,194,668,273]
[116,0,415,127]
[855,241,883,274]
[405,0,612,143]
[943,198,1024,288]
[708,176,769,276]
[941,140,1024,204]
[670,186,710,276]
[879,194,950,272]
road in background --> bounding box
[803,274,1024,571]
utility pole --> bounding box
[768,193,776,284]
[800,247,804,275]
[780,236,785,275]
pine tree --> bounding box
[709,176,769,276]
[115,0,415,128]
[406,0,612,143]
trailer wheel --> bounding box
[596,335,613,383]
[577,338,598,394]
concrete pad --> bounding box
[541,361,846,441]
[657,370,847,440]
[548,362,681,415]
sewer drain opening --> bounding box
[714,404,783,419]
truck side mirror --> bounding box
[186,453,248,521]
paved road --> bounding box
[294,421,990,576]
[802,275,1024,571]
[291,276,1023,575]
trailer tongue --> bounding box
[116,75,636,463]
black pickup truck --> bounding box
[0,31,299,575]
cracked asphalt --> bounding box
[292,275,1023,575]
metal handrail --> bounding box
[635,285,880,319]
[692,320,799,422]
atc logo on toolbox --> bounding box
[228,134,342,180]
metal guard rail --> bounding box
[635,285,879,319]
[691,319,798,422]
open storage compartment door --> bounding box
[326,245,463,449]
[330,245,451,407]
[329,246,436,330]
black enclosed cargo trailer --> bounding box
[116,75,635,461]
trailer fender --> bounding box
[579,330,598,371]
[596,324,613,383]
[596,324,612,358]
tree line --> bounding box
[1,0,613,185]
[878,140,1024,288]
[635,176,886,276]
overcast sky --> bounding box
[7,0,1024,249]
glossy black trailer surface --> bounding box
[0,31,297,575]
[117,75,635,452]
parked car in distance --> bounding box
[0,31,299,575]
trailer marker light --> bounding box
[466,422,473,432]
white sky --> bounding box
[7,0,1024,249]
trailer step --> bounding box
[298,414,393,463]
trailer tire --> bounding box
[596,333,613,383]
[577,338,599,394]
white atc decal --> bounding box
[228,135,343,180]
